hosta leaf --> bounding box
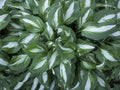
[82,24,117,40]
[76,39,95,56]
[20,33,39,45]
[22,42,47,58]
[110,31,120,37]
[57,25,76,42]
[5,2,24,10]
[118,0,120,9]
[20,15,44,32]
[81,8,93,25]
[94,9,116,24]
[96,45,120,68]
[48,3,63,28]
[96,60,105,70]
[71,82,80,90]
[63,0,79,24]
[79,71,97,90]
[29,53,48,75]
[31,77,39,90]
[0,52,9,70]
[12,72,31,89]
[0,13,10,30]
[97,76,106,87]
[81,61,96,70]
[24,0,39,14]
[1,36,20,54]
[54,59,75,89]
[8,54,30,73]
[2,41,20,54]
[100,49,117,62]
[11,10,30,19]
[44,22,55,40]
[79,0,95,9]
[56,40,75,60]
[8,21,24,31]
[38,0,52,19]
[48,50,59,69]
[0,0,7,9]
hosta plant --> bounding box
[0,0,120,90]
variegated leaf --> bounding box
[8,54,30,72]
[63,1,79,24]
[82,24,116,40]
[21,15,44,32]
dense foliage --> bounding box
[0,0,120,90]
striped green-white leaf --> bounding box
[57,26,76,42]
[33,57,47,70]
[44,22,54,40]
[100,49,117,62]
[39,84,45,90]
[8,54,30,72]
[85,74,91,90]
[71,82,80,90]
[50,80,55,90]
[60,63,67,83]
[21,15,44,32]
[118,0,120,9]
[14,72,31,90]
[0,53,9,69]
[98,14,115,23]
[110,31,120,37]
[20,33,39,45]
[117,12,120,19]
[81,72,97,90]
[79,0,95,9]
[38,0,51,19]
[48,50,58,69]
[2,41,20,54]
[63,1,79,24]
[97,76,105,87]
[48,3,63,28]
[82,24,116,40]
[83,0,92,8]
[56,41,75,59]
[22,42,46,58]
[12,10,30,19]
[0,14,10,30]
[24,0,39,14]
[8,22,24,31]
[54,60,74,89]
[94,9,116,24]
[96,60,105,70]
[42,72,48,83]
[0,0,7,9]
[30,54,48,75]
[77,40,95,56]
[81,8,93,24]
[7,2,24,10]
[81,61,96,69]
[31,77,39,90]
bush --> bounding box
[0,0,119,90]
